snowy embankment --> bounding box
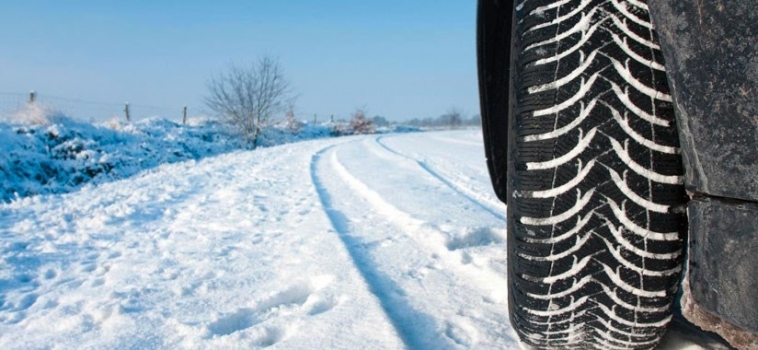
[0,106,390,203]
[0,125,715,349]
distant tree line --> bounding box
[404,107,481,128]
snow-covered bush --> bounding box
[0,116,245,203]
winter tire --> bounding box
[477,0,689,349]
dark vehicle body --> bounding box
[477,0,758,348]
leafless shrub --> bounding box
[348,108,375,134]
[284,105,303,134]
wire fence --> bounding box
[0,91,197,124]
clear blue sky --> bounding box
[0,1,478,121]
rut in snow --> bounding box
[374,136,505,221]
[312,139,515,349]
[310,145,446,350]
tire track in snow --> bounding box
[326,144,507,295]
[374,136,505,221]
[318,141,515,349]
[310,145,443,350]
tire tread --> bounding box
[507,0,687,349]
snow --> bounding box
[0,115,715,349]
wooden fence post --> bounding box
[125,102,130,122]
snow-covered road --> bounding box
[0,130,717,349]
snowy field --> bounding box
[1,129,720,349]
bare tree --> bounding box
[440,107,463,128]
[205,56,294,147]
